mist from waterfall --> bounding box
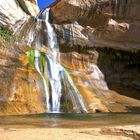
[27,8,88,113]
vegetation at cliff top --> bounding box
[0,27,13,42]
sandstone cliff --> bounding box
[0,0,39,33]
[1,0,140,52]
[0,0,46,115]
[0,0,139,115]
[51,0,140,52]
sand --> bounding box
[0,125,140,140]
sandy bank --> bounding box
[0,125,140,140]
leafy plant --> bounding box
[0,27,13,42]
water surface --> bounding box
[0,113,140,128]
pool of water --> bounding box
[0,113,140,128]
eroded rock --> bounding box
[0,0,39,33]
[0,38,46,115]
[51,0,140,52]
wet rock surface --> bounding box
[0,0,139,114]
[0,38,46,115]
[0,0,39,33]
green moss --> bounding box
[26,51,47,73]
[40,52,46,74]
[26,50,35,66]
[0,27,13,42]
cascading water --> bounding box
[34,50,50,112]
[45,9,59,52]
[28,19,50,111]
[28,8,88,113]
[45,9,62,112]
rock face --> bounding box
[0,0,39,33]
[51,0,140,52]
[97,48,140,101]
[58,46,140,113]
[0,0,140,115]
[0,38,46,115]
[51,0,140,113]
[0,0,140,51]
[0,0,44,115]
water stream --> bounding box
[28,8,88,113]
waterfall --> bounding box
[45,8,63,112]
[45,8,59,52]
[28,21,51,111]
[28,8,88,113]
[61,70,88,113]
[45,54,62,112]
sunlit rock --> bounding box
[0,0,140,115]
[0,38,46,115]
[0,0,39,33]
[51,0,140,52]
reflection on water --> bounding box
[0,113,140,128]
